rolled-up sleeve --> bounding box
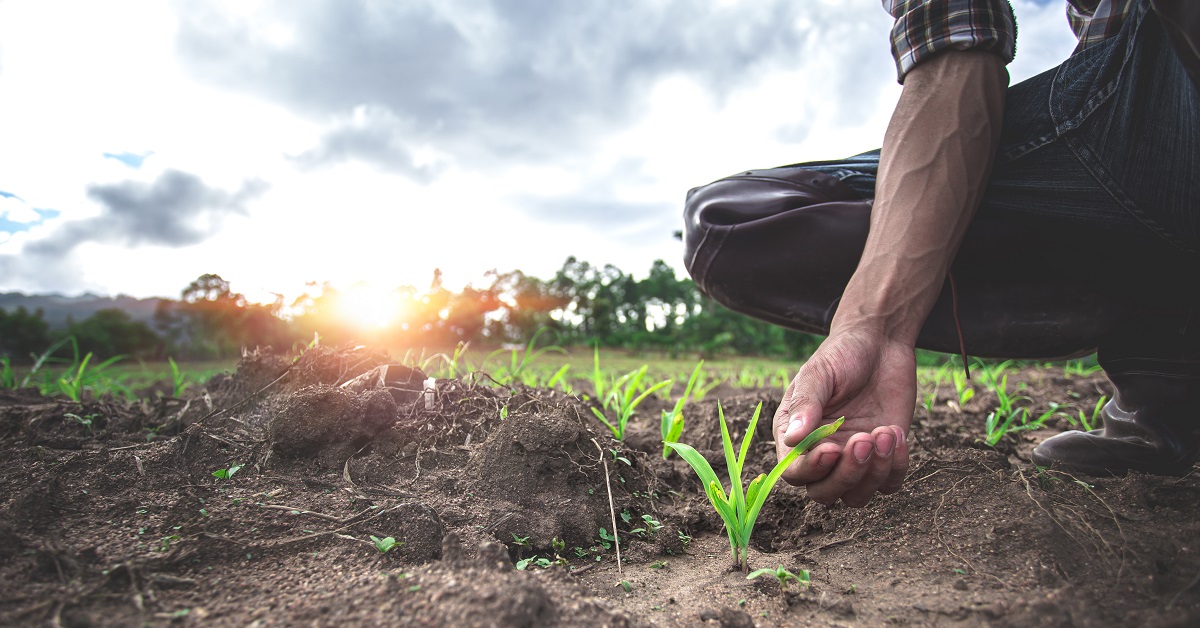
[884,0,1016,83]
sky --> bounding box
[0,0,1079,304]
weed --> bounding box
[677,530,692,547]
[630,514,663,538]
[595,528,616,550]
[515,557,553,570]
[661,361,702,459]
[64,412,96,435]
[747,565,810,593]
[666,402,842,571]
[650,560,667,569]
[371,536,400,553]
[158,534,180,552]
[510,533,531,548]
[616,580,632,593]
[212,463,243,480]
[591,365,672,440]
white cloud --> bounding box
[0,0,1081,301]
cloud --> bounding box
[173,0,828,175]
[22,169,266,258]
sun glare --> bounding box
[336,284,404,329]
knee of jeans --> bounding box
[682,168,856,270]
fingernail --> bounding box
[818,452,839,468]
[896,429,907,445]
[852,441,873,463]
[876,432,895,456]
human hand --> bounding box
[773,328,915,507]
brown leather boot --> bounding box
[1032,317,1200,477]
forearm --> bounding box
[833,50,1008,345]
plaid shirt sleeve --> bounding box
[884,0,1017,83]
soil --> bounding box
[1,347,1197,626]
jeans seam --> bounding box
[1065,134,1196,256]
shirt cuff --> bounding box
[886,0,1017,83]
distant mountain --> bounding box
[0,292,166,329]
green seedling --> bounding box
[511,533,531,548]
[1,356,15,389]
[665,402,842,571]
[481,328,565,384]
[595,528,616,550]
[1079,395,1107,431]
[616,580,632,593]
[158,534,180,552]
[516,557,554,570]
[592,365,672,440]
[629,514,663,538]
[64,412,95,435]
[371,535,400,553]
[951,369,974,408]
[167,357,186,397]
[212,463,243,480]
[747,565,810,593]
[662,361,703,459]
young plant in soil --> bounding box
[661,361,703,459]
[592,365,672,440]
[747,565,810,594]
[665,402,842,572]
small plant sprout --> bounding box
[662,361,703,459]
[747,565,810,594]
[371,535,400,554]
[665,402,842,572]
[212,463,244,480]
[1079,395,1107,431]
[167,357,187,397]
[64,412,95,434]
[592,365,672,440]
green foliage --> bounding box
[747,565,810,592]
[371,535,400,553]
[168,357,187,397]
[481,328,565,384]
[982,375,1039,446]
[64,412,95,435]
[0,306,51,360]
[212,463,243,480]
[666,402,842,571]
[591,364,672,440]
[661,361,703,459]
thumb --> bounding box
[777,360,835,449]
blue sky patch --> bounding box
[0,190,60,233]
[103,151,152,168]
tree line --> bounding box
[0,258,821,362]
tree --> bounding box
[0,306,52,361]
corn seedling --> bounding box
[665,402,842,571]
[661,361,703,459]
[371,535,400,553]
[482,328,565,384]
[1,357,15,389]
[1078,395,1107,431]
[591,365,672,440]
[951,369,974,409]
[429,341,472,379]
[167,357,187,397]
[747,565,810,594]
[1063,358,1103,377]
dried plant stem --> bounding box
[592,438,621,574]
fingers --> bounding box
[804,426,909,507]
[776,361,835,448]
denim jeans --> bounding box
[682,0,1200,363]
